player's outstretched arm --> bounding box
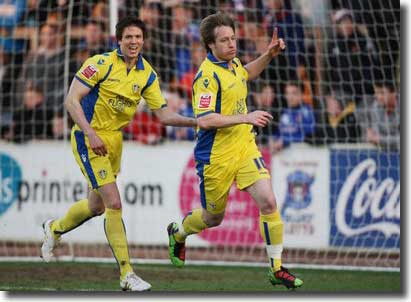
[64,78,107,156]
[154,107,197,127]
[245,27,286,81]
[198,111,273,130]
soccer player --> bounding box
[167,13,303,289]
[40,16,197,291]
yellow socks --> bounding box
[174,209,208,243]
[260,210,284,272]
[104,208,133,279]
[51,199,94,238]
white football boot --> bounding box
[120,272,152,291]
[41,219,60,262]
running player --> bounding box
[41,16,196,291]
[167,12,303,289]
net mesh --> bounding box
[0,0,400,268]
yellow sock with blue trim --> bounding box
[104,208,133,279]
[51,199,94,238]
[174,209,208,243]
[260,210,284,272]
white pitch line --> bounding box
[0,256,400,272]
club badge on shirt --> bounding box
[199,93,212,109]
[81,65,98,79]
[98,169,107,179]
[132,84,139,93]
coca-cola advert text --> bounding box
[330,150,400,249]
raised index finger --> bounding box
[272,27,278,43]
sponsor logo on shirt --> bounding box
[108,95,133,112]
[199,93,212,109]
[81,65,98,79]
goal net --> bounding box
[0,0,400,269]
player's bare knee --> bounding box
[259,198,277,214]
[101,197,122,210]
[205,218,221,227]
[92,206,105,216]
[204,214,224,227]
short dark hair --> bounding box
[115,16,146,41]
[200,12,235,53]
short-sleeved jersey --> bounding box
[193,53,254,164]
[74,48,167,132]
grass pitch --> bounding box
[0,261,401,292]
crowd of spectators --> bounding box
[0,0,400,152]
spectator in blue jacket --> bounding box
[170,2,199,81]
[271,81,315,153]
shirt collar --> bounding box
[116,47,145,70]
[207,52,235,69]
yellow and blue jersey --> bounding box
[72,48,166,189]
[74,48,167,132]
[192,53,254,164]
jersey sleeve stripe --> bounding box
[136,54,145,70]
[212,72,222,113]
[193,70,203,85]
[75,75,94,89]
[98,64,113,84]
[193,72,221,163]
[140,71,156,96]
[74,130,98,189]
[81,85,100,123]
